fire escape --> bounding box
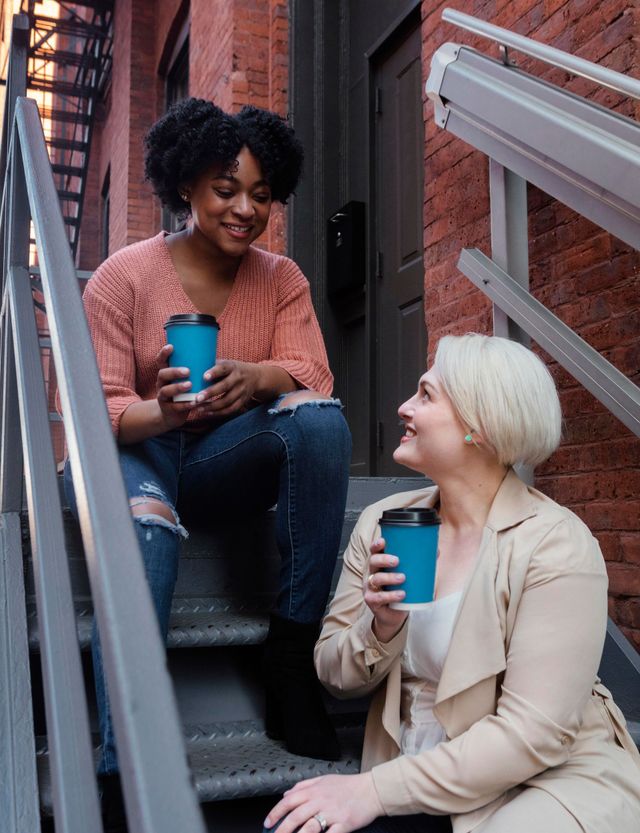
[22,0,113,259]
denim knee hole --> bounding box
[133,513,189,540]
[268,396,343,416]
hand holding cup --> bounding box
[364,538,408,643]
[194,359,261,418]
[155,343,196,430]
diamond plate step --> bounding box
[28,599,270,650]
[187,719,364,802]
[36,718,364,814]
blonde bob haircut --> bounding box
[434,333,562,467]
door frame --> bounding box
[364,3,423,473]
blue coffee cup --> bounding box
[379,507,441,609]
[164,313,220,401]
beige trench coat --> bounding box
[315,470,640,833]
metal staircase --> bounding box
[28,477,419,829]
[22,0,113,258]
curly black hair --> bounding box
[143,98,304,215]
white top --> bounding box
[399,591,463,755]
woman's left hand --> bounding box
[195,359,260,418]
[263,773,383,833]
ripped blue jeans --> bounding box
[63,396,351,775]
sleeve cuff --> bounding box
[259,359,333,397]
[371,758,413,815]
[354,613,408,667]
[109,396,142,437]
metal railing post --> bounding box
[489,159,533,483]
[0,14,28,512]
[0,16,41,833]
[489,160,529,344]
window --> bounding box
[166,38,189,108]
[163,38,189,233]
[100,167,110,261]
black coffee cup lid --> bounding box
[164,313,219,328]
[380,507,441,525]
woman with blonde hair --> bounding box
[264,333,640,833]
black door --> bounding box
[373,24,426,474]
[289,1,424,475]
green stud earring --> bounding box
[464,434,473,444]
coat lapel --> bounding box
[434,470,539,733]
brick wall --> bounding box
[421,0,640,648]
[189,0,289,252]
[127,0,158,246]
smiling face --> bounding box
[393,368,470,478]
[183,146,272,258]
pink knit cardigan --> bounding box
[82,232,333,435]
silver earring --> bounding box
[180,191,190,202]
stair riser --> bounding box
[24,512,361,620]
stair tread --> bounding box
[188,720,363,802]
[28,601,270,650]
[36,719,364,813]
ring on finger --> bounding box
[313,813,328,832]
[367,574,376,589]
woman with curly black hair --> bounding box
[64,97,351,831]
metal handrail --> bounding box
[429,13,640,447]
[0,15,206,833]
[442,8,640,100]
[457,248,640,438]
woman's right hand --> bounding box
[155,344,196,430]
[364,538,408,643]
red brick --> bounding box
[621,535,640,565]
[583,501,640,532]
[593,531,624,562]
[608,564,640,597]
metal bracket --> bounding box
[424,41,460,129]
[498,44,515,66]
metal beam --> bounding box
[29,78,94,98]
[426,45,640,250]
[32,15,106,38]
[489,160,529,344]
[0,317,23,513]
[58,0,113,8]
[489,160,533,485]
[56,190,82,201]
[0,512,41,833]
[457,248,640,438]
[30,49,100,69]
[0,15,28,514]
[51,164,85,178]
[48,137,88,153]
[39,108,91,125]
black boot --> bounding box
[263,614,341,761]
[99,773,128,833]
